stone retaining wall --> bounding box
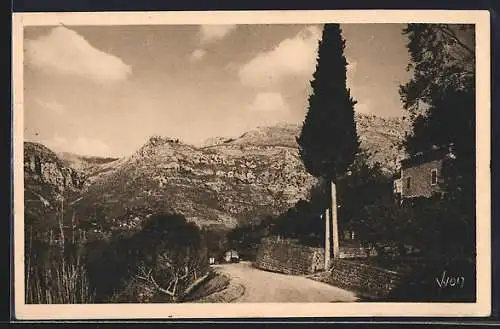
[308,259,402,299]
[339,246,378,259]
[254,237,324,275]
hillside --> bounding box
[24,113,409,232]
[69,136,316,231]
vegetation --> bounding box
[226,184,328,252]
[25,214,95,304]
[25,211,210,303]
[337,153,394,234]
[226,217,273,261]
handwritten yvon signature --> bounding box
[436,270,465,289]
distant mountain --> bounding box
[355,113,410,174]
[57,152,120,185]
[203,113,410,174]
[58,152,119,173]
[69,135,316,231]
[24,113,410,232]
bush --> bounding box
[85,213,209,303]
[270,200,324,246]
[25,218,95,304]
[337,153,395,237]
[351,201,413,258]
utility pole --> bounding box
[324,209,331,269]
[331,181,340,259]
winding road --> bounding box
[211,262,358,303]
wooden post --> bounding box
[331,181,340,259]
[324,208,331,269]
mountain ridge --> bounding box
[24,113,409,232]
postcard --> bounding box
[11,10,491,319]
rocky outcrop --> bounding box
[25,142,86,191]
[24,142,87,217]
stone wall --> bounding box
[254,237,325,275]
[339,246,378,259]
[308,259,402,299]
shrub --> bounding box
[85,213,209,303]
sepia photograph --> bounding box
[12,10,491,319]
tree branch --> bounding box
[136,264,177,297]
[438,25,474,57]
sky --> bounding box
[24,23,412,157]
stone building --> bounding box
[393,144,456,200]
[223,249,239,263]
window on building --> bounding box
[431,169,438,185]
[405,177,411,189]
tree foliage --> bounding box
[336,153,394,231]
[270,199,324,246]
[226,216,274,261]
[297,23,360,182]
[400,24,474,116]
[399,23,476,256]
[400,24,475,152]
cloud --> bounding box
[25,26,132,84]
[190,49,207,61]
[199,24,237,44]
[238,25,358,91]
[35,98,65,114]
[248,92,289,113]
[238,26,322,89]
[42,134,112,157]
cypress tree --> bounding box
[296,23,360,262]
[297,23,359,181]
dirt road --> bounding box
[211,262,358,303]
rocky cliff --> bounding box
[24,142,87,218]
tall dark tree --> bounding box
[297,24,360,181]
[296,24,360,262]
[399,24,475,155]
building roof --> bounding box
[400,144,455,169]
